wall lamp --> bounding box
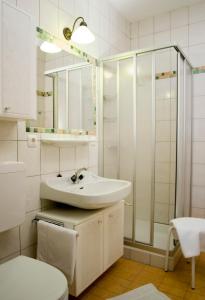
[63,17,95,44]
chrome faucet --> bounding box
[71,168,87,184]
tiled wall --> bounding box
[130,0,205,218]
[0,0,130,263]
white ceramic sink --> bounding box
[40,172,131,209]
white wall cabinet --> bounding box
[71,201,124,297]
[0,1,36,120]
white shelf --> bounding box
[41,135,97,147]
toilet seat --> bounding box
[0,256,68,300]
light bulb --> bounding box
[71,25,95,44]
[40,41,62,54]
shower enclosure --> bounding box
[99,45,192,253]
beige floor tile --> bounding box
[70,256,205,300]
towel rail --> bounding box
[32,217,79,238]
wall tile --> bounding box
[192,163,205,186]
[189,1,205,24]
[0,122,17,140]
[193,73,205,96]
[26,176,41,212]
[21,245,37,259]
[0,141,17,162]
[155,183,170,204]
[131,22,138,38]
[40,0,58,37]
[139,34,154,49]
[193,119,205,141]
[155,163,170,183]
[193,96,205,118]
[156,121,170,141]
[17,0,40,25]
[18,141,40,176]
[192,207,205,218]
[89,142,98,167]
[20,210,38,249]
[17,121,27,141]
[171,7,189,28]
[189,21,205,46]
[139,17,154,37]
[76,145,89,169]
[189,44,205,67]
[154,203,169,223]
[155,142,171,162]
[131,38,139,50]
[171,26,188,48]
[41,144,59,174]
[154,30,171,47]
[60,146,76,172]
[154,12,170,33]
[0,227,20,260]
[192,186,205,208]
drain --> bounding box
[80,187,84,189]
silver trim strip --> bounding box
[100,45,192,68]
[150,52,156,245]
[132,54,137,242]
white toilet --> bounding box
[0,162,68,300]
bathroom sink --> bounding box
[40,172,131,209]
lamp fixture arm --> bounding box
[71,17,86,34]
[63,16,87,41]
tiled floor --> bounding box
[70,254,205,300]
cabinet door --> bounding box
[0,1,36,119]
[74,214,104,296]
[104,202,124,270]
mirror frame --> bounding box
[26,27,98,136]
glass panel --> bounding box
[153,47,178,250]
[103,61,118,179]
[119,58,135,239]
[55,70,66,129]
[135,53,153,244]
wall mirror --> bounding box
[27,27,97,134]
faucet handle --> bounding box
[78,174,84,181]
[71,174,77,183]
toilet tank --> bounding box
[0,162,26,232]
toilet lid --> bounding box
[0,256,68,300]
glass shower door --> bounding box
[135,53,154,244]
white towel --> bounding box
[37,220,77,285]
[171,217,205,258]
[107,284,170,300]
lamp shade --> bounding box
[40,41,62,54]
[71,25,95,44]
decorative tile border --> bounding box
[155,71,176,80]
[37,27,97,66]
[192,66,205,74]
[26,127,96,136]
[156,67,205,78]
[37,90,53,97]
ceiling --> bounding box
[109,0,201,22]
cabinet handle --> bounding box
[98,220,102,224]
[4,106,11,112]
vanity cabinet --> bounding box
[71,201,124,296]
[74,214,104,293]
[37,200,124,297]
[0,1,36,120]
[104,203,124,270]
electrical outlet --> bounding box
[27,134,38,148]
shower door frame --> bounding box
[99,45,193,251]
